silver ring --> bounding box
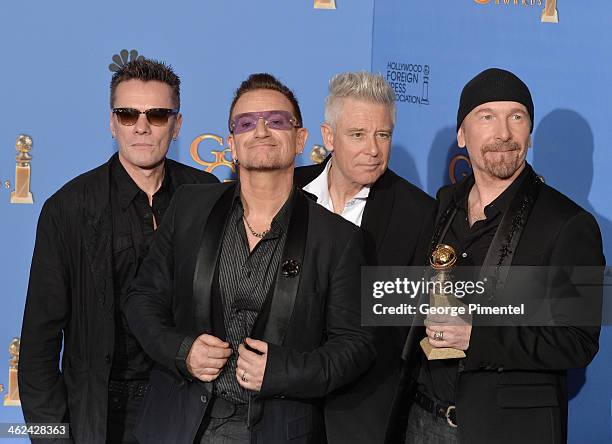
[433,331,444,341]
[241,370,248,382]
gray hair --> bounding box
[324,71,396,128]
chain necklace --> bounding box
[243,215,270,239]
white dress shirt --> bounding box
[303,159,370,227]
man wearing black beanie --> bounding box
[386,68,604,444]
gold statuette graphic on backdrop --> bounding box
[10,134,33,204]
[310,145,328,164]
[4,338,20,406]
[314,0,336,10]
[420,244,469,360]
[541,0,558,23]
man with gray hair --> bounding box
[295,71,435,444]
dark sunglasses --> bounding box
[113,107,179,126]
[230,110,299,134]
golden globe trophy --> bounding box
[310,145,328,164]
[10,134,34,204]
[420,244,468,360]
[541,0,559,23]
[4,338,20,406]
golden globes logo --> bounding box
[189,134,236,179]
[474,0,558,23]
[449,154,472,184]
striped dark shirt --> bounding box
[215,188,291,404]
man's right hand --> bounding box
[186,334,232,382]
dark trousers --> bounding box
[106,381,148,444]
[404,402,460,444]
[198,398,250,444]
[107,395,141,444]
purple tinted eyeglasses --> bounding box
[230,110,299,134]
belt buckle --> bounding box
[445,405,457,428]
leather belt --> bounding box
[414,389,457,428]
[108,380,149,399]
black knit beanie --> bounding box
[457,68,534,133]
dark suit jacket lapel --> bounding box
[480,166,542,296]
[252,190,309,346]
[192,184,236,333]
[293,155,329,188]
[361,170,395,263]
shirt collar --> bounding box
[303,157,371,207]
[232,182,293,237]
[111,155,171,211]
[454,163,531,218]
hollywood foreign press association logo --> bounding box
[109,49,145,72]
[385,61,430,106]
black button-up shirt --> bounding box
[418,166,528,403]
[110,156,174,381]
[215,186,291,404]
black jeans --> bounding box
[199,402,250,444]
[106,387,145,444]
[405,402,460,444]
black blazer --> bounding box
[124,182,376,444]
[295,158,435,444]
[19,154,217,443]
[386,174,605,444]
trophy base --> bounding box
[314,0,336,9]
[10,191,33,204]
[420,337,466,360]
[541,9,558,23]
[3,396,20,407]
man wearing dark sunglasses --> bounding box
[19,58,217,444]
[123,73,375,443]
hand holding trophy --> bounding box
[420,244,471,360]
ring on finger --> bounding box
[241,369,248,382]
[433,331,444,341]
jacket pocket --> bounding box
[497,383,559,408]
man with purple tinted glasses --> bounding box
[124,73,375,443]
[231,110,299,134]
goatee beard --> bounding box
[481,141,524,180]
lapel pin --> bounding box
[282,259,300,278]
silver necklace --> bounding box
[243,215,270,238]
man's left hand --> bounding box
[426,325,472,350]
[236,338,268,392]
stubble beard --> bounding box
[240,151,294,172]
[481,140,525,180]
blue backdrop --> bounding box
[0,1,609,442]
[372,1,611,443]
[0,0,375,440]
